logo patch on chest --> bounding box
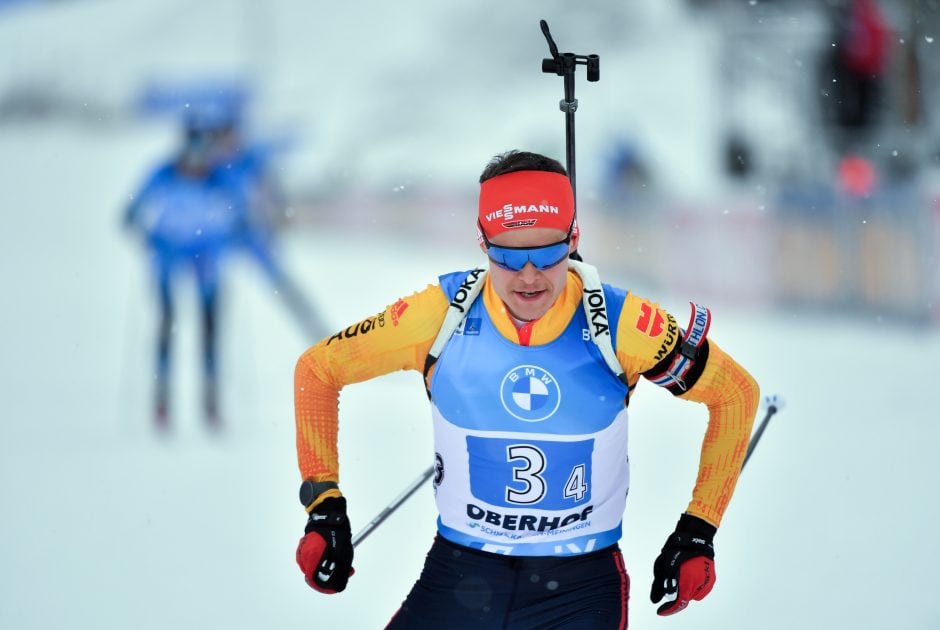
[500,365,561,422]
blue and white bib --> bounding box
[429,269,630,556]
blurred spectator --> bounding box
[820,0,892,145]
[724,132,754,180]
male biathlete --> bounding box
[294,150,759,628]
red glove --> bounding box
[650,514,717,615]
[296,497,354,594]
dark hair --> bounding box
[478,150,567,183]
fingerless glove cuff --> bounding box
[304,497,349,533]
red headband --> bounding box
[478,170,576,239]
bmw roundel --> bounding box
[500,365,561,422]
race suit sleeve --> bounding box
[614,293,760,527]
[124,165,166,227]
[294,283,450,505]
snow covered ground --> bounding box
[2,1,939,629]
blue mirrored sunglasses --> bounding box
[480,227,572,272]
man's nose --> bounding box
[516,262,540,282]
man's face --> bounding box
[480,226,578,322]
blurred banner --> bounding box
[296,179,940,325]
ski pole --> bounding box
[742,394,785,470]
[352,464,435,548]
[539,19,599,220]
[272,272,331,342]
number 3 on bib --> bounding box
[506,445,547,504]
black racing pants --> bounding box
[386,535,629,629]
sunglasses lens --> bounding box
[529,243,570,269]
[488,241,569,271]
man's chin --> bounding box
[508,297,550,321]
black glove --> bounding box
[650,513,717,615]
[295,497,354,594]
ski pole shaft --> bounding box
[742,396,783,470]
[274,273,331,342]
[352,464,435,548]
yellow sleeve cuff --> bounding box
[305,487,344,513]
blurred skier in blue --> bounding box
[210,105,286,279]
[211,113,328,341]
[124,103,248,430]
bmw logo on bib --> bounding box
[500,365,561,422]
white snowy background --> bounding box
[1,1,939,629]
